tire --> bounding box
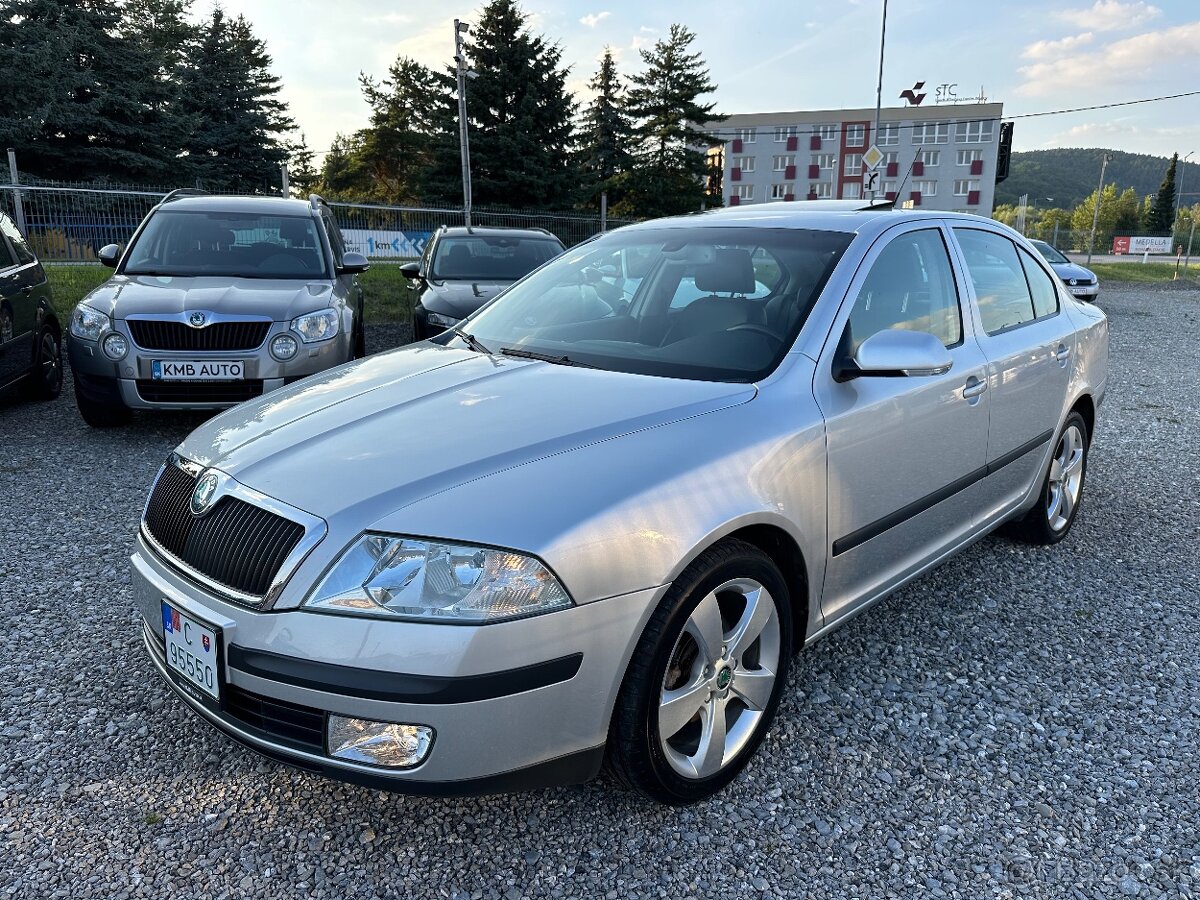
[25,327,63,401]
[1005,411,1089,545]
[607,538,793,805]
[74,380,132,428]
[354,319,367,359]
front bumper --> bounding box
[67,323,350,409]
[1064,282,1099,300]
[132,534,656,792]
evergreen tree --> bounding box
[620,25,725,218]
[1145,152,1178,233]
[356,57,443,203]
[288,134,320,197]
[424,0,577,209]
[577,47,635,208]
[317,133,375,201]
[177,7,295,191]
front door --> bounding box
[0,215,31,386]
[813,223,990,625]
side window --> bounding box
[0,231,16,271]
[844,228,962,353]
[953,228,1035,335]
[1018,248,1059,319]
[322,214,345,266]
[0,214,35,265]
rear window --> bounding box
[432,236,562,281]
[124,210,328,279]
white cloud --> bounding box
[1055,0,1162,32]
[1022,32,1095,58]
[580,11,610,28]
[1017,21,1200,95]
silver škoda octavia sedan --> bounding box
[132,202,1107,804]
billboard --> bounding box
[1112,235,1171,255]
[342,229,430,259]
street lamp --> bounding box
[454,19,473,227]
[1087,153,1113,266]
[1175,150,1194,241]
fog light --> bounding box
[327,715,433,769]
[271,333,298,360]
[102,332,128,360]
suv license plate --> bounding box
[162,601,222,703]
[152,359,244,381]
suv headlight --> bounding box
[305,534,572,624]
[70,305,110,341]
[292,308,340,343]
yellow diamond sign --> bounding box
[863,145,884,170]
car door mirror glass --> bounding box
[98,244,121,269]
[851,329,953,378]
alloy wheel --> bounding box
[1046,423,1085,531]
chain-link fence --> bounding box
[0,180,634,264]
[1007,222,1194,259]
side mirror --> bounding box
[839,329,953,381]
[98,244,121,269]
[399,261,421,282]
[338,251,369,274]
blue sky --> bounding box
[214,0,1199,163]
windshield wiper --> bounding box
[455,330,492,354]
[500,347,598,369]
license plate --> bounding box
[162,601,222,703]
[152,359,244,381]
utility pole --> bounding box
[6,148,26,236]
[600,191,608,233]
[1086,152,1113,266]
[869,0,888,202]
[1175,150,1194,240]
[454,19,473,228]
[281,162,290,198]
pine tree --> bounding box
[1145,152,1178,233]
[620,25,725,218]
[424,0,577,209]
[289,134,320,197]
[177,7,295,192]
[577,48,635,208]
[356,57,444,203]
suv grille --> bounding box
[136,380,264,404]
[129,320,271,351]
[143,462,305,599]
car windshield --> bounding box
[1032,241,1070,265]
[431,235,563,281]
[461,226,852,383]
[123,210,328,279]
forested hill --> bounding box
[996,149,1200,208]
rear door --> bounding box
[949,227,1074,520]
[813,222,991,625]
[0,214,35,385]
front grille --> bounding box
[129,320,271,351]
[224,684,325,754]
[136,379,264,404]
[143,462,305,599]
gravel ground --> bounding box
[1,288,1198,899]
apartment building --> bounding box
[713,102,1005,213]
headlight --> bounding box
[426,312,460,328]
[101,332,128,360]
[292,308,340,343]
[305,534,573,624]
[70,305,110,341]
[270,333,298,360]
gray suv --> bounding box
[67,191,368,427]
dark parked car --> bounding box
[1029,239,1099,301]
[404,226,565,340]
[0,211,63,402]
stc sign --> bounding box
[901,82,989,106]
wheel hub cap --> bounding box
[715,667,733,690]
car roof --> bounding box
[156,195,319,217]
[437,225,562,242]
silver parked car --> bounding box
[1029,239,1100,301]
[67,192,368,427]
[131,201,1108,804]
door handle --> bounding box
[1054,343,1071,362]
[20,286,32,295]
[962,376,988,399]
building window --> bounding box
[733,156,756,173]
[813,153,837,170]
[773,126,797,142]
[811,182,833,198]
[955,120,994,143]
[844,153,863,176]
[956,149,983,166]
[771,183,794,200]
[918,150,941,167]
[735,184,754,201]
[845,124,866,147]
[878,123,899,146]
[817,124,838,141]
[735,127,757,143]
[953,179,981,196]
[843,182,862,199]
[912,122,949,144]
[883,151,899,166]
[912,179,938,197]
[772,155,796,171]
[883,181,897,195]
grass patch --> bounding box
[1089,261,1197,284]
[42,262,418,324]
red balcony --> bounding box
[730,168,741,182]
[912,161,924,177]
[807,191,819,200]
[970,159,984,176]
[910,191,921,206]
[785,165,796,180]
[732,138,743,154]
[810,135,821,150]
[729,195,740,206]
[885,191,897,201]
[784,193,795,202]
[967,190,981,206]
[886,162,898,177]
[808,164,820,179]
[786,136,798,152]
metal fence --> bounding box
[0,182,635,263]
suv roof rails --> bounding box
[161,188,209,204]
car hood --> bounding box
[1049,261,1096,282]
[81,275,336,320]
[175,343,756,523]
[422,279,507,318]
